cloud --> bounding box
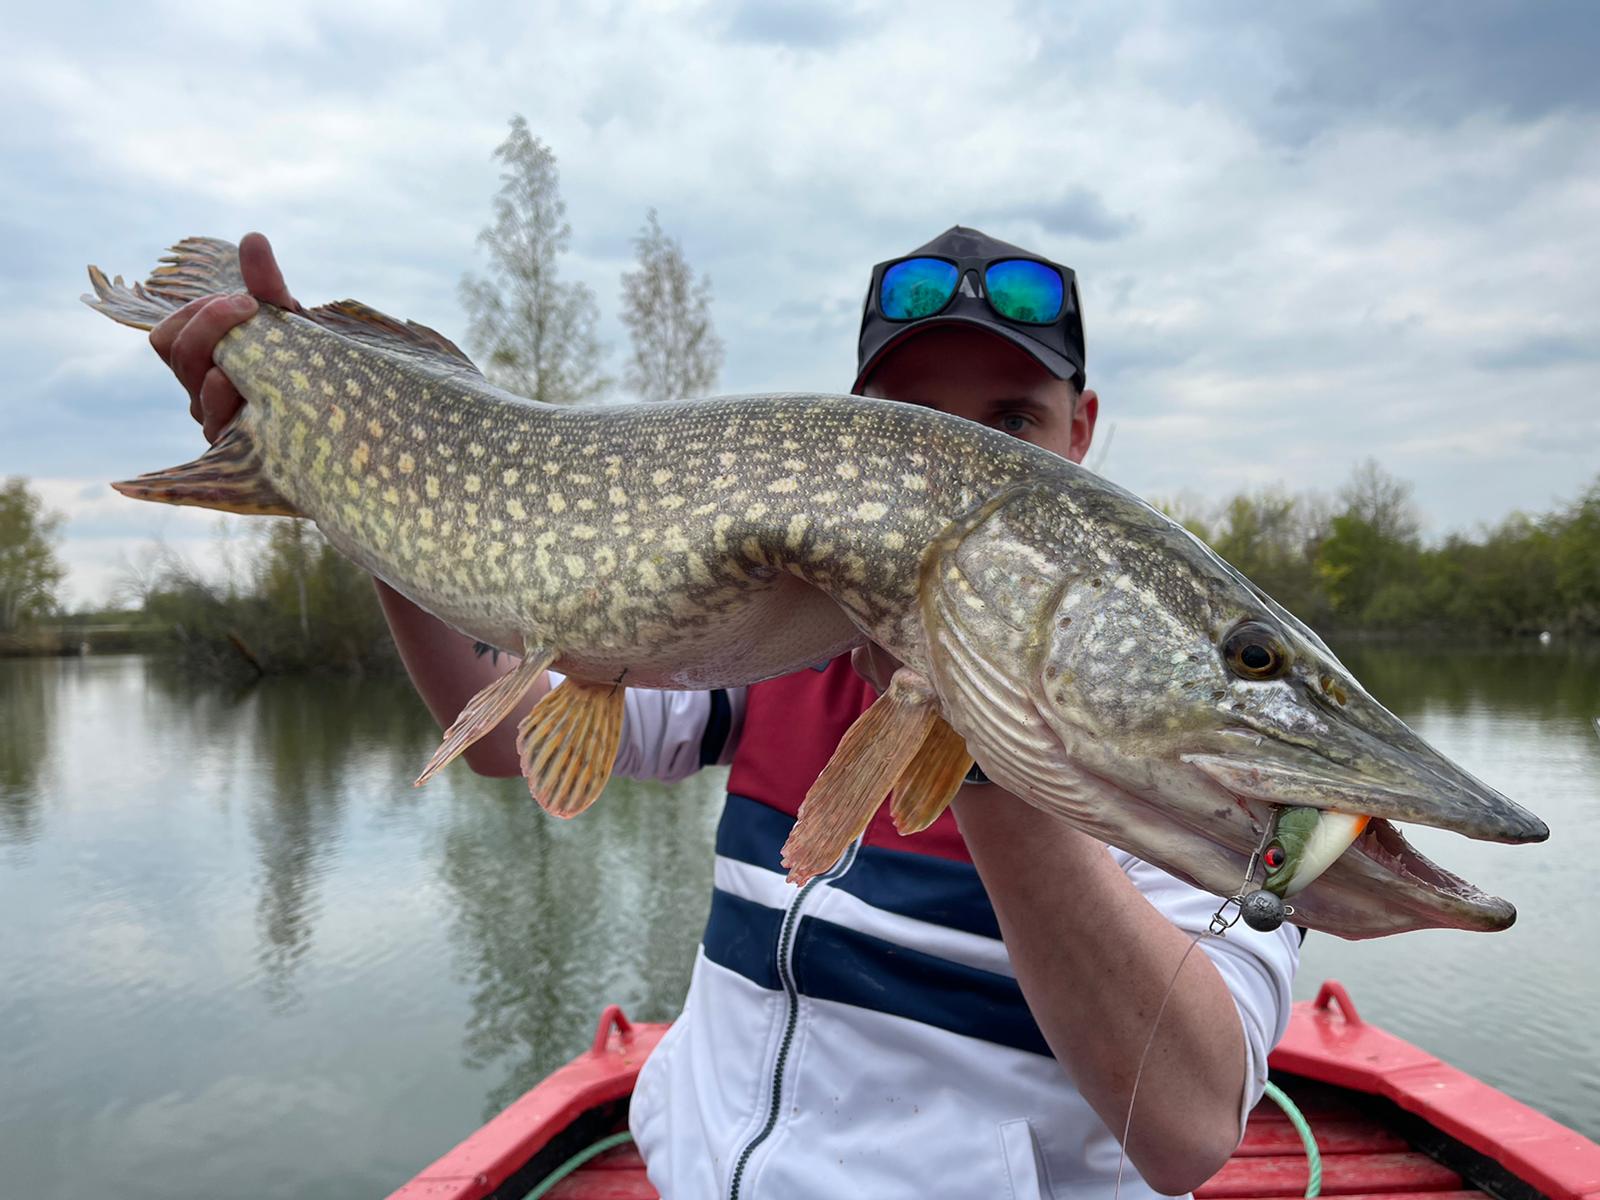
[981,188,1137,243]
[3,2,1597,606]
[1264,2,1600,138]
[720,0,874,50]
[1474,333,1600,372]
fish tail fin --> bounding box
[110,420,301,516]
[82,237,244,331]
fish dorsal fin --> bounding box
[83,236,247,331]
[304,299,484,379]
[84,235,486,382]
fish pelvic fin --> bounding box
[82,237,245,331]
[517,677,626,818]
[414,649,557,786]
[781,668,938,884]
[890,715,973,835]
[110,420,301,516]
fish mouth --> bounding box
[992,745,1523,938]
[1292,812,1518,934]
[1168,728,1542,936]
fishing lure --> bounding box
[1239,807,1372,931]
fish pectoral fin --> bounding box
[415,648,556,785]
[110,419,302,517]
[890,715,973,834]
[517,677,626,818]
[780,668,939,884]
[306,298,484,379]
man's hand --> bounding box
[146,232,294,443]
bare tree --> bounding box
[460,116,608,405]
[620,209,723,402]
[1339,458,1421,545]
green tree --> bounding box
[1207,489,1327,619]
[1315,461,1423,625]
[1552,479,1600,632]
[0,478,65,632]
[620,209,724,402]
[460,115,608,405]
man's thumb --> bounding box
[238,232,295,308]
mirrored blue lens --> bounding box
[984,259,1064,324]
[880,258,960,320]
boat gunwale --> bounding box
[387,982,1600,1200]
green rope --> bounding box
[1263,1080,1322,1198]
[521,1130,634,1200]
[521,1087,1319,1200]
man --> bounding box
[152,225,1296,1199]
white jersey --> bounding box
[596,683,1299,1200]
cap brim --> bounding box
[852,316,1082,395]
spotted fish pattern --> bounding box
[88,238,1072,689]
[86,237,1549,935]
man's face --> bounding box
[860,326,1098,465]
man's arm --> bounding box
[850,645,1275,1195]
[374,582,542,776]
[953,790,1248,1196]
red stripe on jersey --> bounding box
[726,657,974,863]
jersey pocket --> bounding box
[998,1118,1053,1198]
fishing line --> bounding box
[1112,926,1208,1200]
[1112,816,1295,1200]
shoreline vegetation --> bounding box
[3,461,1596,677]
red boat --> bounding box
[389,981,1600,1200]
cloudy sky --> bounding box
[4,0,1596,606]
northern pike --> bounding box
[85,237,1547,939]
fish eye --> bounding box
[1222,621,1289,681]
[1263,844,1287,872]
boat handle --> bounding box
[1312,979,1364,1026]
[591,1004,636,1054]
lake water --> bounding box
[1,646,1596,1198]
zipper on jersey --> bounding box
[726,838,861,1200]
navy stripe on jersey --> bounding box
[702,887,784,991]
[792,916,1050,1056]
[715,793,796,871]
[715,794,1001,940]
[700,888,1051,1057]
[831,844,1001,940]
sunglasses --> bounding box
[875,255,1073,325]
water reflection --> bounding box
[0,658,58,845]
[439,773,721,1116]
[1,647,1595,1200]
[1338,639,1600,725]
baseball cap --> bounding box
[852,225,1086,394]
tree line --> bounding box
[5,460,1594,672]
[1167,460,1600,639]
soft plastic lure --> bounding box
[1262,807,1372,898]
